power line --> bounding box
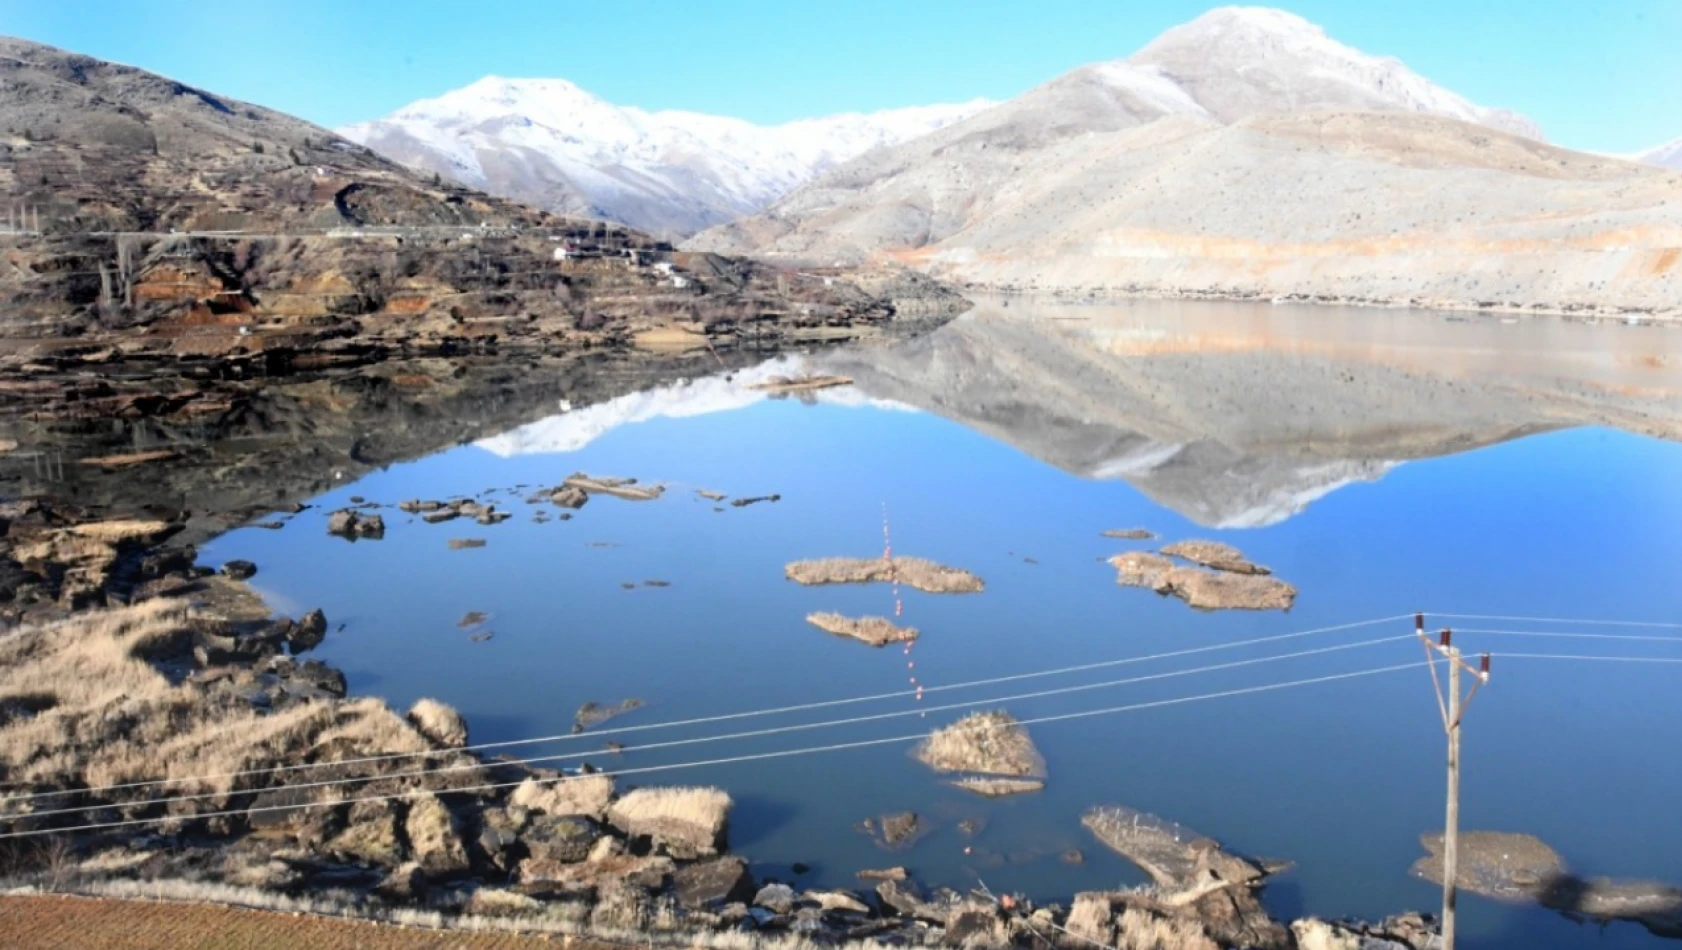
[7,614,1412,803]
[7,634,1417,819]
[1485,653,1682,664]
[0,660,1426,841]
[1456,627,1682,644]
[1432,613,1682,630]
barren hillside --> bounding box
[691,8,1682,318]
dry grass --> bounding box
[1114,907,1220,950]
[0,603,459,817]
[913,711,1045,779]
[785,557,984,594]
[406,698,468,748]
[508,773,614,819]
[606,786,731,857]
[64,520,177,545]
[806,612,919,646]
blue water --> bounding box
[206,354,1682,948]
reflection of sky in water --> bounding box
[206,394,1682,950]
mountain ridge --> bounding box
[338,78,990,237]
[688,7,1681,318]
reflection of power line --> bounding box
[7,613,1416,804]
[0,659,1428,841]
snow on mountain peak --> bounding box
[339,80,993,236]
[1132,5,1544,141]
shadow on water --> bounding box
[728,793,803,852]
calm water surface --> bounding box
[205,300,1682,949]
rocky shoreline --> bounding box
[963,282,1681,325]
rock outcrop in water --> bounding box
[1109,550,1298,611]
[806,612,919,646]
[1412,831,1682,938]
[914,711,1046,797]
[785,556,984,594]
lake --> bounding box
[204,298,1682,948]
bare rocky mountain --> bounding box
[0,36,951,382]
[691,7,1682,319]
[338,77,990,237]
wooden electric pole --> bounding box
[1416,614,1490,950]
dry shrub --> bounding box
[1115,907,1220,950]
[914,711,1045,778]
[406,698,468,749]
[509,774,613,819]
[607,786,730,857]
[0,603,448,818]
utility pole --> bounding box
[1416,614,1491,950]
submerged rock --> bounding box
[550,486,589,509]
[1082,804,1267,889]
[807,612,919,646]
[858,812,927,850]
[288,609,328,652]
[327,509,385,539]
[785,556,984,594]
[1162,539,1271,575]
[573,698,644,732]
[951,776,1046,797]
[1101,528,1157,540]
[221,559,257,580]
[447,538,487,550]
[730,494,781,507]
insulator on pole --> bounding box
[1415,613,1425,633]
[1440,628,1453,648]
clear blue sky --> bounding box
[1,0,1676,152]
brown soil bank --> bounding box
[0,894,578,950]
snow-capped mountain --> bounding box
[1636,136,1682,170]
[338,79,990,237]
[1129,6,1543,139]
